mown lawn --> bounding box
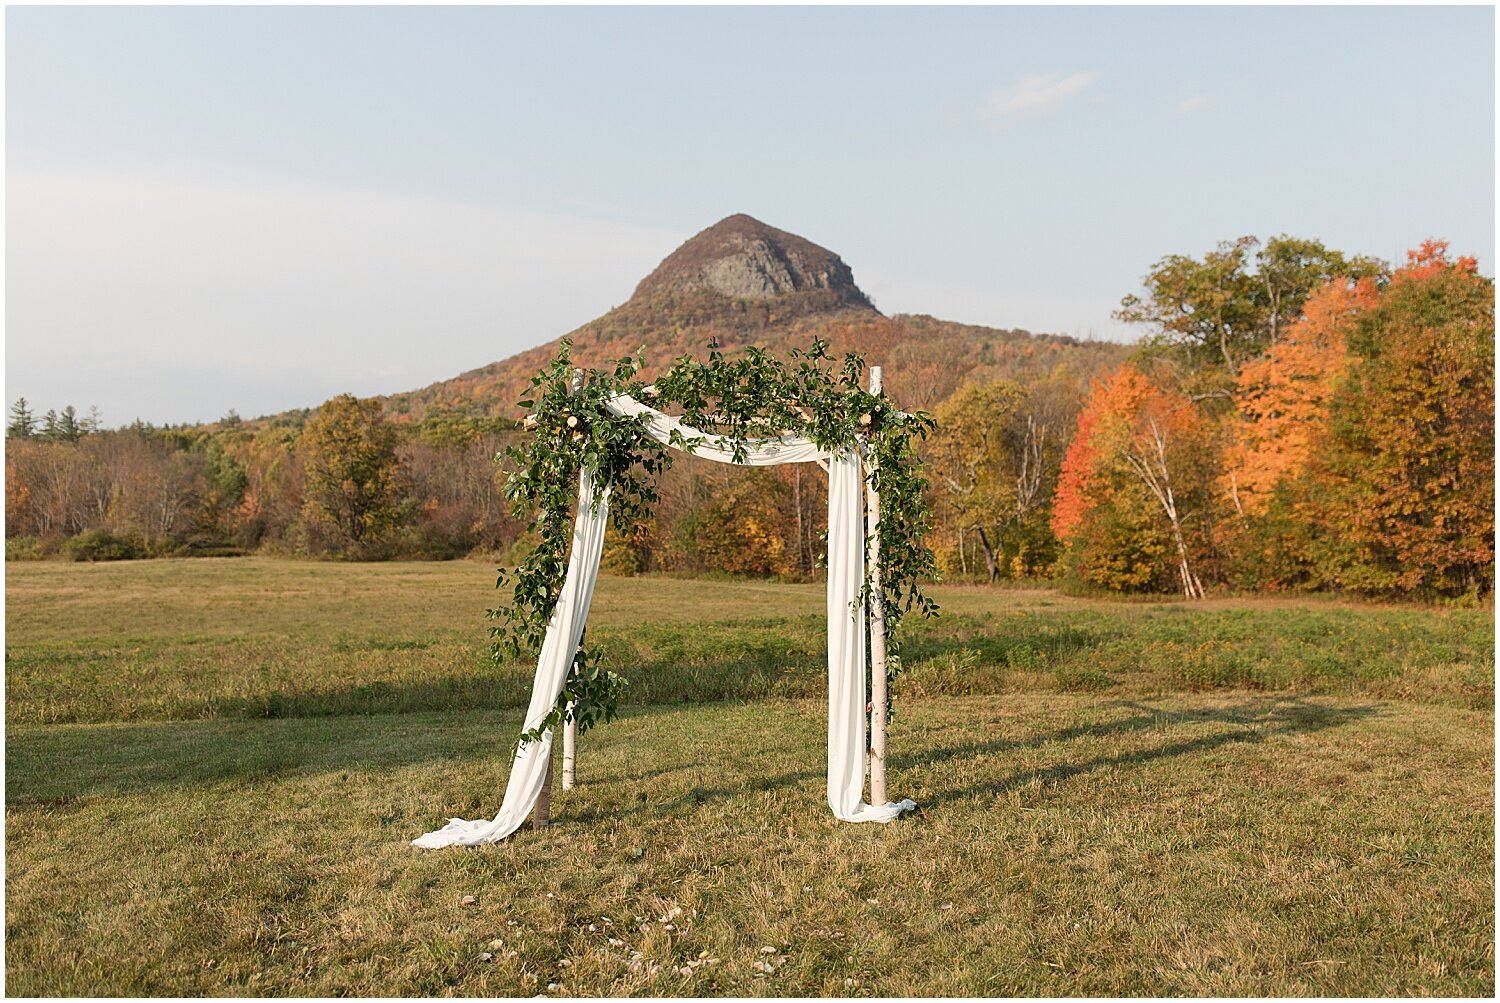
[4,559,1495,995]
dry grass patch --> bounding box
[6,694,1493,996]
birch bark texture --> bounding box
[865,367,890,807]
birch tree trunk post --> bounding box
[865,366,890,807]
[535,368,586,827]
[561,368,583,793]
[563,628,583,791]
[533,750,554,829]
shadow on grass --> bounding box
[2,702,702,806]
[566,698,1381,825]
[7,696,1379,819]
[183,622,1103,723]
[919,698,1382,806]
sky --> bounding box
[5,5,1495,426]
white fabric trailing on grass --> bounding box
[412,469,611,848]
[414,398,913,848]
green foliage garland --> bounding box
[489,338,940,747]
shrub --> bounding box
[5,536,46,561]
[62,530,145,562]
[171,535,247,558]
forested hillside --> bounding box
[7,217,1491,601]
[379,215,1124,420]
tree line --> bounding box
[6,237,1491,600]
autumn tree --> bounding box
[299,394,412,555]
[1223,276,1379,516]
[1116,235,1385,393]
[929,381,1024,581]
[681,467,795,577]
[1054,364,1217,596]
[928,379,1071,581]
[1315,241,1494,595]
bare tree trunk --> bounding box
[1125,418,1205,599]
[1015,414,1046,519]
[1227,470,1245,520]
[974,526,1001,584]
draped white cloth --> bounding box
[412,469,611,849]
[413,395,914,848]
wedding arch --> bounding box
[414,340,939,848]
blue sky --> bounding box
[6,5,1494,424]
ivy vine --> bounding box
[487,337,940,748]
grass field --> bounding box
[5,558,1495,995]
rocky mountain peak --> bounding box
[630,214,878,313]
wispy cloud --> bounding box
[988,70,1098,118]
[1176,95,1211,114]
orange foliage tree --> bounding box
[1054,364,1216,596]
[1223,276,1379,516]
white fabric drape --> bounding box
[603,395,827,465]
[414,395,913,848]
[412,469,611,848]
[825,449,918,823]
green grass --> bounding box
[5,559,1492,725]
[5,559,1495,995]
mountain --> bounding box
[378,214,1129,422]
[630,213,876,313]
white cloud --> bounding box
[4,163,685,423]
[988,70,1098,118]
[1176,95,1211,114]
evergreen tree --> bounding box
[7,398,36,438]
[56,405,83,443]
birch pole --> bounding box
[532,752,554,829]
[562,370,583,791]
[865,366,890,807]
[562,632,581,791]
[535,368,585,828]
